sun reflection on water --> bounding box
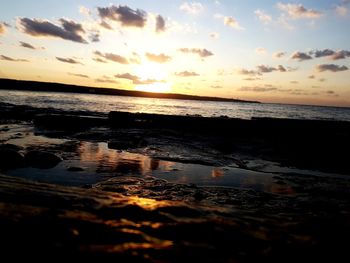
[127,196,171,210]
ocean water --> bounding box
[1,89,350,121]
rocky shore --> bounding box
[1,101,350,262]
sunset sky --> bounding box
[0,0,350,106]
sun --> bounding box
[133,62,172,93]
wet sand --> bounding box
[1,101,350,262]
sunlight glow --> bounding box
[133,62,172,93]
[135,62,168,80]
[134,82,172,93]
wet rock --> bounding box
[0,143,23,152]
[108,137,147,150]
[67,166,84,172]
[275,180,286,185]
[25,150,62,169]
[0,147,25,169]
[0,126,9,132]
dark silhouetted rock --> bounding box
[0,143,23,152]
[0,147,25,169]
[67,166,84,172]
[108,137,147,150]
[25,150,62,169]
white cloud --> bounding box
[180,2,204,15]
[256,47,267,55]
[223,16,244,30]
[273,51,286,58]
[79,6,91,16]
[210,32,219,39]
[254,9,272,24]
[277,3,323,19]
[336,6,348,16]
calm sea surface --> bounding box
[1,90,350,121]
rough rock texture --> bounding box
[0,174,349,262]
[25,150,62,169]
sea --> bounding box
[1,89,350,121]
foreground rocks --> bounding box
[1,102,350,262]
[0,174,349,262]
[0,144,25,169]
[25,150,62,169]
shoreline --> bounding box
[2,101,349,174]
[1,102,350,262]
[0,78,260,104]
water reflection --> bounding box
[74,142,294,194]
[212,168,224,178]
[6,139,295,194]
[78,142,174,176]
[127,196,170,210]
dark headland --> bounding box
[0,78,260,103]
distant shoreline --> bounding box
[0,78,260,104]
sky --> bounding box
[0,0,350,106]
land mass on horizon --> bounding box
[0,78,260,104]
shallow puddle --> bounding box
[5,140,294,194]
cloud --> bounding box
[311,49,350,60]
[94,51,129,64]
[93,57,107,63]
[0,55,29,62]
[129,52,141,64]
[180,2,204,15]
[238,69,261,76]
[210,32,219,39]
[238,64,288,78]
[223,16,244,30]
[178,48,214,58]
[19,18,87,43]
[308,75,315,79]
[79,6,91,16]
[100,21,113,30]
[277,3,323,19]
[115,73,162,85]
[290,81,299,84]
[89,32,100,42]
[239,86,278,92]
[239,85,331,96]
[257,65,276,73]
[336,5,348,16]
[257,64,287,73]
[95,75,119,84]
[243,77,261,81]
[277,65,287,72]
[56,57,82,64]
[0,23,5,34]
[156,15,166,33]
[19,41,36,49]
[316,64,348,72]
[290,51,312,61]
[273,51,286,58]
[312,49,335,58]
[0,22,10,34]
[211,85,223,89]
[254,9,272,24]
[330,50,350,60]
[68,73,89,78]
[145,53,171,63]
[255,47,267,55]
[97,5,147,28]
[175,71,200,77]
